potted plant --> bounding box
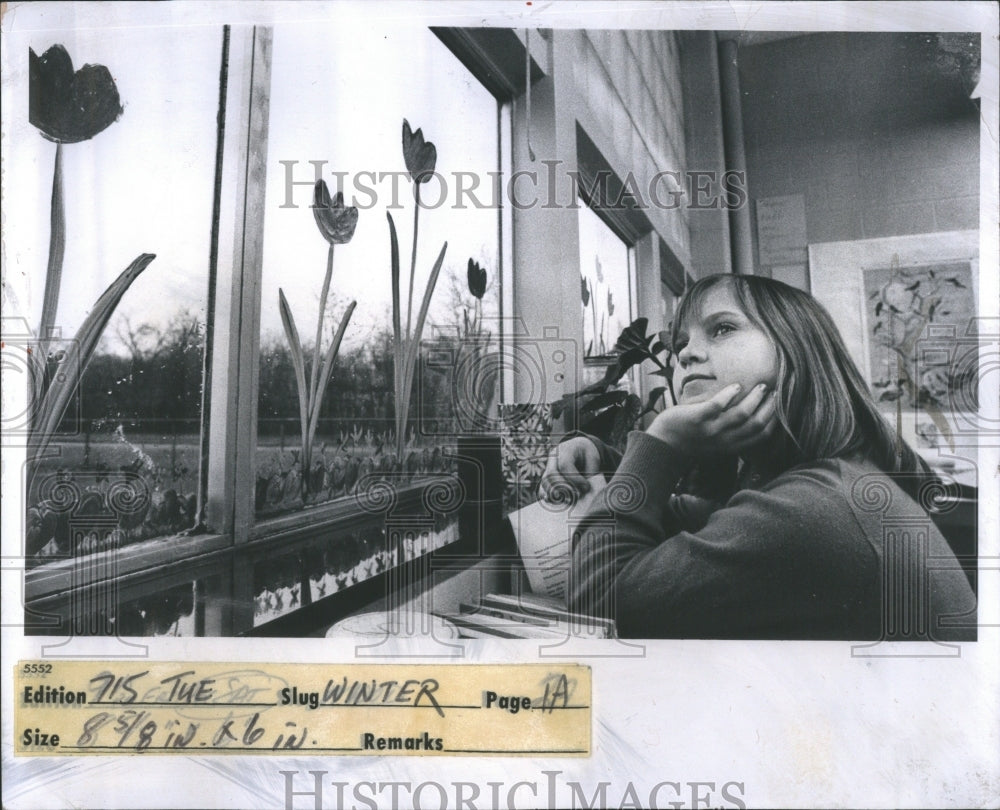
[550,317,675,451]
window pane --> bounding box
[578,203,632,358]
[256,22,500,519]
[253,509,459,628]
[23,29,223,565]
[29,575,223,638]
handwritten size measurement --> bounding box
[74,710,310,752]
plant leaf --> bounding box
[591,361,623,391]
[613,318,651,355]
[387,212,403,454]
[617,346,651,372]
[401,240,448,414]
[307,300,357,452]
[31,253,155,466]
[278,288,310,452]
[642,386,667,416]
[579,390,629,416]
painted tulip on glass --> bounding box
[27,44,156,469]
[458,259,498,429]
[278,180,358,501]
[388,120,448,459]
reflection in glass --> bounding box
[253,512,459,627]
[115,582,197,637]
[31,579,205,638]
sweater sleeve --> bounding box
[560,431,623,476]
[568,431,881,639]
[560,431,716,532]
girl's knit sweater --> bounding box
[568,431,976,640]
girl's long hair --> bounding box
[670,274,930,486]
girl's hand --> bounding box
[539,436,602,501]
[646,382,777,457]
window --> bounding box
[23,28,223,571]
[255,21,500,521]
[248,23,502,619]
[20,20,509,637]
[578,200,634,359]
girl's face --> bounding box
[672,285,780,404]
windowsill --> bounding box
[248,477,455,544]
[25,529,232,604]
[250,520,518,638]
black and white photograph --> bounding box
[2,1,997,808]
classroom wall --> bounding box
[738,32,979,265]
[510,30,725,404]
[680,30,732,279]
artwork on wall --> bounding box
[809,230,980,464]
[863,259,977,447]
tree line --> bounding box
[65,310,468,437]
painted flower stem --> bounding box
[309,244,335,409]
[33,144,66,427]
[392,120,445,460]
[278,275,356,501]
[406,184,421,345]
[39,144,65,345]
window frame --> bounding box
[23,24,248,628]
[23,23,530,637]
[240,25,513,633]
[576,192,639,364]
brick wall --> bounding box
[739,33,979,255]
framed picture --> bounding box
[810,230,980,479]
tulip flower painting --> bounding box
[401,119,437,185]
[458,259,498,430]
[30,44,123,144]
[312,180,359,245]
[388,119,448,460]
[278,180,358,501]
[467,259,487,301]
[27,44,155,470]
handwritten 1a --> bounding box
[539,674,571,713]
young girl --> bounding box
[541,274,976,640]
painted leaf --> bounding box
[31,253,155,462]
